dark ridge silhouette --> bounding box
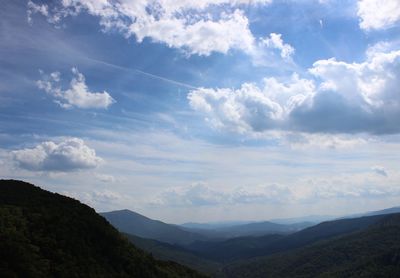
[101,209,207,245]
[124,233,221,274]
[181,212,397,264]
[0,180,205,277]
[220,213,400,277]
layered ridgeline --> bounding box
[0,180,204,278]
[220,213,400,277]
[101,210,314,245]
[103,206,400,276]
[183,212,400,263]
[100,210,206,245]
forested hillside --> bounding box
[0,180,205,278]
[220,213,400,277]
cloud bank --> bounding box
[37,68,115,109]
[357,0,400,31]
[153,175,400,207]
[11,138,102,172]
[153,182,290,207]
[26,0,286,57]
[189,48,400,135]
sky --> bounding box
[1,0,400,224]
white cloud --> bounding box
[153,182,228,206]
[189,48,400,135]
[11,138,102,172]
[27,0,276,57]
[357,0,400,31]
[62,189,123,208]
[27,0,48,23]
[153,182,293,207]
[96,173,116,183]
[152,172,400,207]
[371,165,388,177]
[260,33,294,59]
[232,184,291,204]
[37,68,115,109]
[283,133,368,150]
[188,73,314,134]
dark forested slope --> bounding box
[220,213,400,277]
[124,233,220,274]
[0,180,204,278]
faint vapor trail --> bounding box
[83,57,199,90]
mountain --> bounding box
[124,233,220,274]
[213,221,313,237]
[344,206,400,219]
[101,209,206,245]
[185,213,393,263]
[220,213,400,277]
[0,180,204,277]
[186,234,285,263]
[180,221,255,230]
[180,220,313,240]
[268,215,335,225]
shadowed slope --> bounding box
[0,180,205,278]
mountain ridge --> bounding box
[0,179,204,277]
[101,209,207,245]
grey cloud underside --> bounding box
[189,50,400,135]
[288,91,393,134]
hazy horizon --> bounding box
[1,0,400,224]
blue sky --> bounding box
[1,0,400,223]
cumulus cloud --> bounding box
[357,0,400,31]
[189,74,313,134]
[189,48,400,135]
[11,138,102,172]
[371,165,388,177]
[155,182,228,206]
[62,189,123,209]
[260,33,294,59]
[27,0,273,56]
[37,68,115,109]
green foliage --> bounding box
[0,180,205,278]
[220,214,400,277]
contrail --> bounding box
[82,56,199,90]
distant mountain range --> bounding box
[268,214,335,224]
[181,221,255,230]
[102,205,400,245]
[220,213,400,277]
[101,209,207,245]
[343,206,400,219]
[183,213,395,263]
[102,210,316,244]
